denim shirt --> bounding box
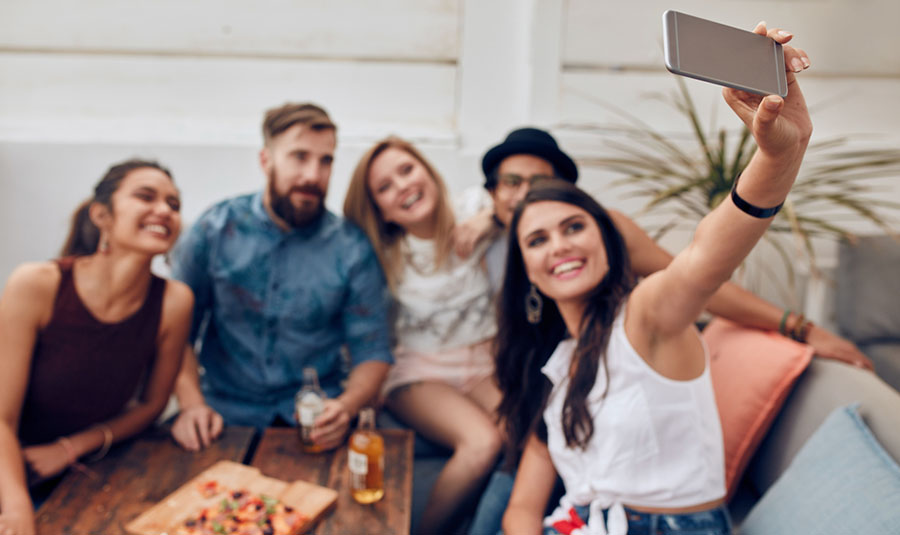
[171,192,393,427]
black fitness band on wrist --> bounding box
[731,173,784,218]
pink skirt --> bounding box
[382,339,495,397]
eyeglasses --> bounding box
[497,173,556,188]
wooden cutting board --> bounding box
[125,460,338,534]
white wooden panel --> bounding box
[457,0,565,155]
[559,71,900,149]
[0,53,457,145]
[563,0,900,76]
[0,138,476,284]
[0,0,460,61]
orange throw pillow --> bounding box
[704,318,814,500]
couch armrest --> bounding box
[746,358,900,495]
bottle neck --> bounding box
[358,408,376,431]
[302,367,320,390]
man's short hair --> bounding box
[262,102,336,145]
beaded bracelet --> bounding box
[778,309,792,336]
[792,317,814,343]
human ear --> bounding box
[88,201,112,230]
[259,146,272,174]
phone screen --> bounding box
[663,11,787,97]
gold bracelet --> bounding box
[85,424,114,463]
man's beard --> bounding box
[267,169,326,228]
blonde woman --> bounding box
[344,138,502,534]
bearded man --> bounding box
[169,103,392,451]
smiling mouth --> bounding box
[402,192,422,209]
[142,223,170,237]
[552,260,584,276]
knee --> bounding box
[456,425,503,473]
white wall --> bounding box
[2,0,899,315]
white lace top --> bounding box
[392,234,496,352]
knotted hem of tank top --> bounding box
[543,497,628,535]
[588,500,627,535]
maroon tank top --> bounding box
[18,257,166,445]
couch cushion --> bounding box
[703,319,813,500]
[836,235,900,342]
[740,404,900,534]
[747,358,900,495]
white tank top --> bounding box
[541,307,725,535]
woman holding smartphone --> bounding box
[496,23,811,535]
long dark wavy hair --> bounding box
[494,180,634,465]
[60,159,173,257]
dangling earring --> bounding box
[99,235,110,254]
[525,284,543,324]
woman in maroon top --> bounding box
[0,160,194,535]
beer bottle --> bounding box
[295,367,326,453]
[349,407,385,504]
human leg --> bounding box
[466,375,503,416]
[387,381,503,535]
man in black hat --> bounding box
[481,127,578,226]
[457,126,683,294]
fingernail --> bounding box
[778,30,792,39]
[764,98,781,111]
[758,21,767,28]
[791,58,804,72]
[801,56,811,68]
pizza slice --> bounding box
[176,483,307,535]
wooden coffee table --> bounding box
[34,425,414,535]
[35,426,255,534]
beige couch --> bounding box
[729,358,900,527]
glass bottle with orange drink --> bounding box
[348,407,384,504]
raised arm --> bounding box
[0,263,58,535]
[611,209,873,369]
[630,23,813,350]
[453,186,499,259]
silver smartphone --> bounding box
[663,10,787,97]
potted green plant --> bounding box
[571,78,900,299]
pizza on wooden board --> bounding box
[175,481,307,535]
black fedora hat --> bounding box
[481,127,578,188]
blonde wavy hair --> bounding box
[343,136,456,290]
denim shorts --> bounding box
[543,503,732,535]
